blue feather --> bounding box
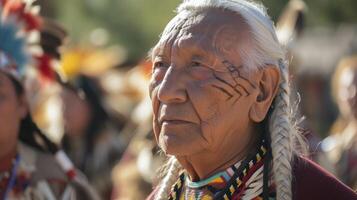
[0,9,29,77]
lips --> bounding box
[159,113,195,124]
[157,103,200,126]
[161,119,193,125]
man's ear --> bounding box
[249,65,281,123]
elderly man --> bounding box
[147,0,357,200]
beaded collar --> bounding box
[168,140,268,200]
[185,160,241,193]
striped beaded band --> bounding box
[168,140,268,200]
[168,172,185,200]
[218,144,267,200]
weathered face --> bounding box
[149,8,279,156]
[337,67,357,119]
[0,72,26,144]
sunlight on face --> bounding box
[149,8,261,157]
[338,67,357,119]
[61,87,92,137]
[0,72,25,144]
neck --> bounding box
[347,120,357,127]
[177,129,258,181]
[342,120,357,138]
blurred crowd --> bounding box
[0,0,356,200]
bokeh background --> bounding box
[36,0,357,135]
[26,0,357,199]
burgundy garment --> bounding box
[146,156,357,200]
[292,156,356,200]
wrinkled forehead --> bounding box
[152,8,250,58]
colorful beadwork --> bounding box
[168,140,271,200]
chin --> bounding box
[158,125,208,156]
[159,133,190,156]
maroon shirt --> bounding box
[147,156,357,200]
[292,156,356,200]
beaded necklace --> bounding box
[0,170,11,183]
[0,153,17,183]
[1,154,20,200]
[168,140,268,200]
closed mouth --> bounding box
[161,119,193,125]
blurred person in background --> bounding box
[322,55,357,190]
[0,0,99,199]
[111,61,166,200]
[60,73,126,199]
[276,0,331,165]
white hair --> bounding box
[177,0,285,69]
[155,1,306,200]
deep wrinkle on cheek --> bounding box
[151,86,162,141]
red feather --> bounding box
[2,0,43,31]
[35,54,55,81]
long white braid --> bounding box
[269,59,294,200]
[155,157,182,200]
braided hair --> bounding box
[155,157,182,200]
[268,60,294,200]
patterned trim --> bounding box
[218,145,267,200]
[168,173,185,200]
[187,171,229,189]
[168,140,268,200]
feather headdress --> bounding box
[0,0,63,81]
[0,4,29,79]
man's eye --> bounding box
[191,61,202,67]
[154,62,167,68]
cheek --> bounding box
[63,99,91,132]
[149,82,161,143]
[186,78,255,150]
[0,95,22,137]
[152,99,161,142]
[186,80,224,122]
[149,68,170,138]
[0,95,21,117]
[151,68,167,85]
[189,67,214,80]
[159,123,206,155]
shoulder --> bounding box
[292,155,357,200]
[19,142,67,182]
[18,143,73,198]
[19,143,100,199]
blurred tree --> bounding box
[51,0,357,63]
[53,0,181,63]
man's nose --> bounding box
[157,66,187,104]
